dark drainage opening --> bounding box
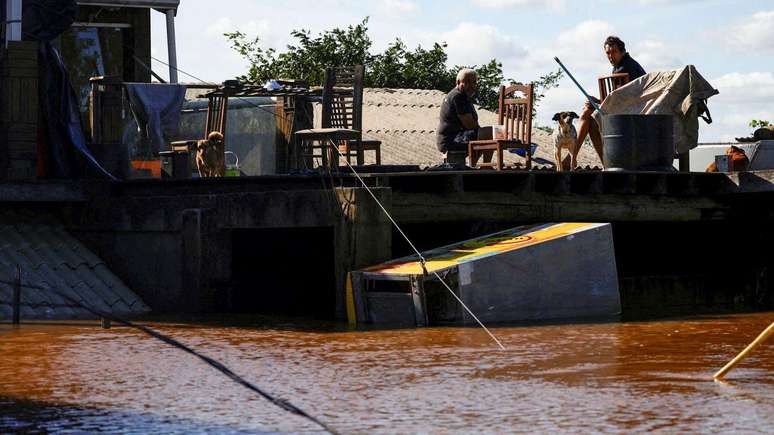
[231,227,336,319]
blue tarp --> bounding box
[39,41,116,180]
[125,83,186,155]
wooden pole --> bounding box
[12,265,21,325]
[714,322,774,380]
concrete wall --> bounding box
[71,186,392,317]
[56,175,774,319]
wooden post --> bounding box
[321,68,335,129]
[714,322,774,380]
[12,265,21,325]
[353,65,365,165]
[678,152,690,172]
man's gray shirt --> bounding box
[436,87,478,152]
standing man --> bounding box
[437,68,480,157]
[575,36,646,165]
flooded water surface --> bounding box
[1,313,772,433]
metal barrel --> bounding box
[602,114,675,171]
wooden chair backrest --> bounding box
[205,94,228,137]
[497,83,534,144]
[598,73,629,101]
[321,65,364,132]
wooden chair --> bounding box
[328,65,381,165]
[294,65,381,169]
[468,83,534,170]
[598,73,629,101]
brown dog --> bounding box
[196,131,225,177]
[552,111,579,171]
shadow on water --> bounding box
[0,311,772,432]
[0,396,270,434]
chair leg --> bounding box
[497,146,504,171]
[375,148,381,165]
[331,142,338,170]
[292,136,300,170]
[526,148,532,170]
[320,139,328,169]
[356,140,364,166]
[468,143,475,168]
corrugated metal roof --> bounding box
[315,88,602,167]
[0,213,149,321]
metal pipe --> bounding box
[554,56,604,115]
[12,265,20,325]
[165,9,178,83]
[5,0,22,47]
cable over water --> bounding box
[327,140,507,351]
[0,277,339,435]
[124,54,506,349]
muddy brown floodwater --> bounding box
[1,312,773,433]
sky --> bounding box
[150,0,774,142]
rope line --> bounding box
[142,55,506,350]
[327,140,507,351]
[0,277,339,435]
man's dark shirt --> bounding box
[437,87,478,152]
[613,52,646,81]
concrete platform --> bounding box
[350,223,621,326]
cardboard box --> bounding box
[478,125,505,140]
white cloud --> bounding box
[381,0,419,16]
[205,17,232,38]
[439,22,529,67]
[472,0,567,11]
[634,0,699,4]
[633,39,682,71]
[721,10,774,53]
[551,20,614,71]
[700,72,774,142]
[712,72,774,103]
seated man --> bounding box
[437,68,480,160]
[576,36,646,164]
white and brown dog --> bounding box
[196,131,225,177]
[552,111,579,171]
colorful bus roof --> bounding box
[363,223,605,275]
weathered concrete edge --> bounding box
[0,181,89,202]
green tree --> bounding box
[226,18,560,117]
[225,19,371,88]
[461,59,506,112]
[750,119,772,129]
[367,39,455,91]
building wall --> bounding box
[66,6,151,83]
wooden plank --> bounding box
[0,41,38,181]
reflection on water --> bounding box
[1,313,772,433]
